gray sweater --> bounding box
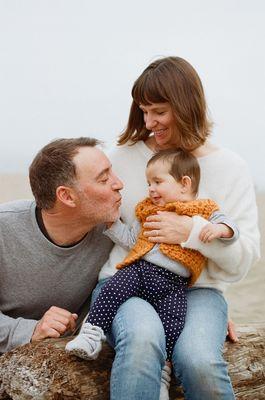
[0,200,113,353]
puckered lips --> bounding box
[115,195,122,207]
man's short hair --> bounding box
[29,137,100,209]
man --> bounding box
[0,137,123,353]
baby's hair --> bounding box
[147,148,200,194]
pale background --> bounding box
[0,0,264,191]
[0,0,264,323]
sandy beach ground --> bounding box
[226,193,265,323]
[0,173,264,324]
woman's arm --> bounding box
[143,213,192,244]
[144,168,260,282]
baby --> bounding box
[66,149,239,399]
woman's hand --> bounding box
[226,319,239,343]
[143,211,193,244]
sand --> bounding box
[0,173,264,324]
[225,194,265,323]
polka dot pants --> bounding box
[86,260,188,360]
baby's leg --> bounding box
[155,283,187,361]
[65,265,142,360]
[140,267,187,400]
[87,265,141,331]
[155,282,187,400]
[140,263,187,359]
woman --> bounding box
[95,57,260,399]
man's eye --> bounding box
[100,177,109,183]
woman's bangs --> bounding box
[133,74,167,106]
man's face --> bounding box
[73,146,123,225]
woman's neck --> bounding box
[144,136,219,158]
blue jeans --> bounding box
[92,279,235,400]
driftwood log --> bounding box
[0,324,264,400]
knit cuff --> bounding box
[181,215,208,250]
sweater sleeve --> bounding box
[209,211,239,243]
[104,219,141,250]
[0,311,38,353]
[181,163,260,282]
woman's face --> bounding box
[140,102,178,149]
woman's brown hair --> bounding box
[118,56,212,151]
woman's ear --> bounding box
[56,186,77,208]
[180,175,192,193]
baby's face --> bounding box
[146,160,186,206]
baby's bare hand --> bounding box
[199,223,223,243]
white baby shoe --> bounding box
[65,322,106,360]
[159,363,172,400]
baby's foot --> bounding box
[65,322,106,360]
[159,363,171,400]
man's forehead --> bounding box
[74,146,111,179]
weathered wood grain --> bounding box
[0,324,264,399]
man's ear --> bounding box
[56,186,77,207]
[180,176,192,193]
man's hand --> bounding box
[31,306,78,342]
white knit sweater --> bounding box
[99,141,260,293]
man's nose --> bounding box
[112,174,123,190]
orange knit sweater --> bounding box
[116,198,219,286]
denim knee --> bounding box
[112,298,166,363]
[174,347,223,380]
[173,346,234,399]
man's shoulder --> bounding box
[0,200,34,219]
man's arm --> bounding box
[0,311,37,353]
[0,307,78,353]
